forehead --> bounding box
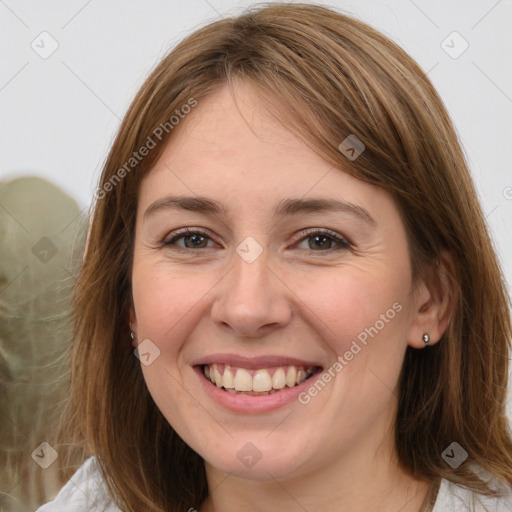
[160,82,321,174]
[137,82,394,222]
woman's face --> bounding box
[130,81,429,481]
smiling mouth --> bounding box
[200,363,321,396]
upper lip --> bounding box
[190,353,323,369]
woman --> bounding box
[37,3,512,511]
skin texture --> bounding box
[129,81,452,512]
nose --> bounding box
[210,246,292,338]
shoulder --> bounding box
[35,456,122,512]
[433,475,512,512]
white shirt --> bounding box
[36,456,512,511]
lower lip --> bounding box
[193,366,321,414]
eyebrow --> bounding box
[143,195,376,225]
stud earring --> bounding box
[422,333,430,346]
[130,331,136,341]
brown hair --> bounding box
[56,2,512,511]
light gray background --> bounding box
[1,0,511,414]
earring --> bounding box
[422,333,430,346]
[130,331,136,341]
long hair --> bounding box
[55,3,512,511]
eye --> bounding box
[293,228,352,254]
[162,228,352,254]
[163,228,214,251]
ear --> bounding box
[129,301,138,348]
[407,249,456,349]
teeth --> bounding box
[214,364,223,387]
[203,364,316,393]
[253,369,272,392]
[223,366,235,388]
[234,368,253,391]
[272,368,286,389]
[286,366,297,388]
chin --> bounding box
[198,437,315,481]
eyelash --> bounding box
[162,228,352,255]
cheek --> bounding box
[132,267,205,425]
[131,262,216,343]
[289,262,411,355]
[292,269,410,427]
